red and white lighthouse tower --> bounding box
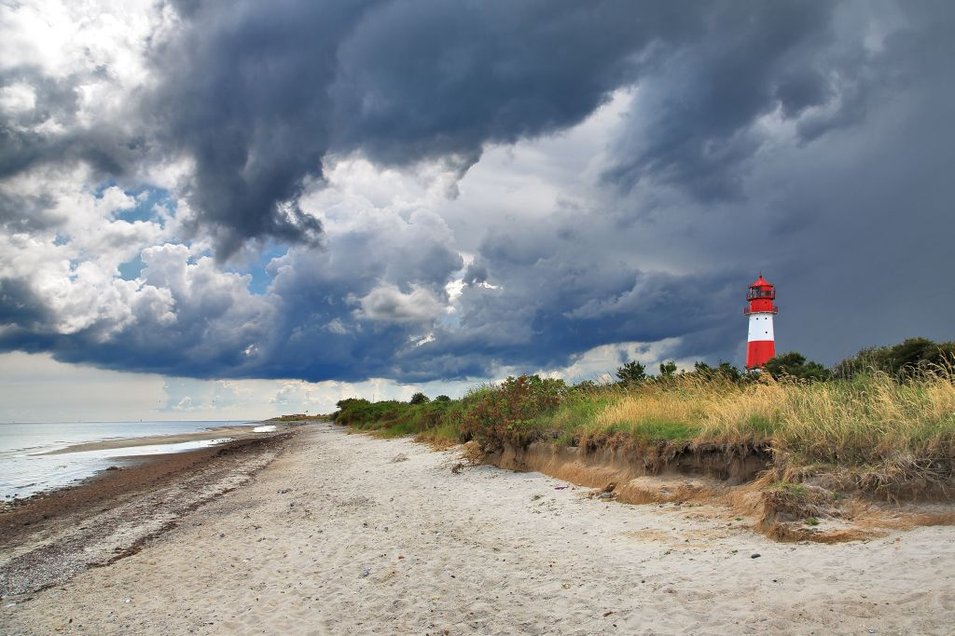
[744,274,778,369]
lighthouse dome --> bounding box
[747,274,776,302]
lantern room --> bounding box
[744,274,778,316]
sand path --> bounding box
[3,422,953,634]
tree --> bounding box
[659,360,677,378]
[434,394,451,402]
[717,361,743,382]
[615,360,646,384]
[834,338,955,378]
[763,352,831,381]
[691,361,742,383]
[693,361,713,375]
[409,392,430,405]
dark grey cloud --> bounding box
[142,1,381,257]
[0,69,80,177]
[326,1,696,165]
[602,2,868,200]
[142,0,925,255]
[0,191,58,232]
[0,1,857,252]
[0,66,144,182]
[138,0,721,256]
[0,278,52,333]
[390,222,744,380]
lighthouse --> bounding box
[744,274,778,369]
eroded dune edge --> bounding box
[476,437,955,543]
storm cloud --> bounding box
[0,0,953,385]
[144,0,707,255]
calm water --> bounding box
[0,421,252,500]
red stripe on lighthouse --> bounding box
[746,339,775,369]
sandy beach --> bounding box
[2,422,954,634]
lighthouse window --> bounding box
[747,288,773,300]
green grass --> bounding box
[627,420,701,442]
[330,370,955,480]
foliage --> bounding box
[409,392,430,405]
[658,360,677,378]
[764,352,831,381]
[459,375,568,450]
[615,360,646,384]
[691,361,743,383]
[329,338,955,480]
[333,396,455,440]
[333,398,406,427]
[834,337,955,379]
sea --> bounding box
[0,420,254,501]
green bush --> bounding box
[835,337,955,379]
[764,352,831,382]
[615,361,646,384]
[409,392,430,405]
[460,375,567,450]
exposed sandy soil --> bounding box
[2,422,954,635]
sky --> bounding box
[1,0,953,421]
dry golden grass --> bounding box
[574,371,955,471]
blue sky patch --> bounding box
[228,242,289,295]
[118,254,145,281]
[95,180,174,224]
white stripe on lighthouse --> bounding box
[747,313,774,342]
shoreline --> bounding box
[39,424,281,455]
[3,421,955,634]
[0,427,298,598]
[2,421,296,504]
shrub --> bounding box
[692,361,743,383]
[409,392,430,405]
[835,338,955,379]
[615,361,646,384]
[764,352,831,382]
[460,375,567,450]
[658,360,677,378]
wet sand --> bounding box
[0,430,296,597]
[2,422,954,634]
[41,425,277,455]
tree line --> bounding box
[373,337,955,411]
[614,337,955,385]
